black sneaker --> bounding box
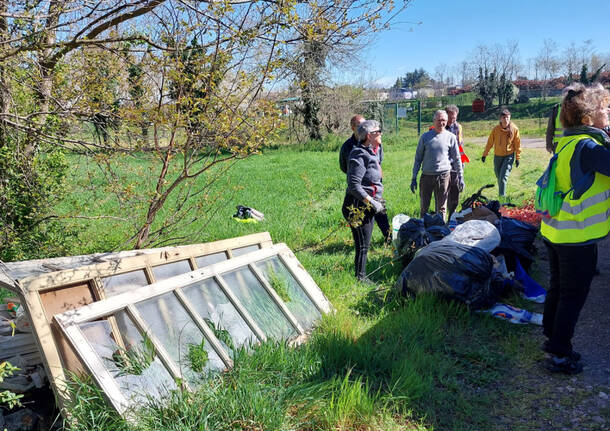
[543,356,583,375]
[541,342,581,362]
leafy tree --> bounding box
[579,63,606,84]
[476,67,498,109]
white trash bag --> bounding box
[441,219,500,252]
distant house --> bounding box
[388,87,418,100]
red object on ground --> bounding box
[500,201,543,227]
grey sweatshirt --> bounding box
[412,129,463,180]
[347,144,383,201]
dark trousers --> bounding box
[419,171,450,220]
[342,194,376,279]
[543,240,597,357]
[447,171,460,218]
[374,212,390,241]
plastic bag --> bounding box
[427,225,451,242]
[423,213,445,228]
[496,217,538,269]
[391,214,410,242]
[395,240,506,310]
[396,218,430,265]
[441,220,501,252]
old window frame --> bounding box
[16,232,273,408]
[53,243,331,417]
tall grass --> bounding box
[56,129,551,430]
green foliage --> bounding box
[266,265,291,302]
[394,68,431,89]
[112,336,156,377]
[0,361,23,409]
[186,339,209,373]
[0,142,76,261]
[204,319,235,352]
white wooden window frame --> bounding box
[53,243,331,417]
[15,232,272,409]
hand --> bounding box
[458,179,465,192]
[515,160,520,168]
[410,179,417,193]
[369,198,384,214]
[481,156,486,163]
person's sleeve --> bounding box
[545,105,556,153]
[580,140,610,177]
[483,130,494,157]
[450,136,463,179]
[339,142,349,173]
[514,127,521,160]
[378,144,384,165]
[347,155,369,200]
[412,135,425,179]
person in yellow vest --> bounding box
[481,109,521,197]
[540,82,610,374]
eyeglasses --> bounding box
[370,130,382,135]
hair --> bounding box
[434,110,448,121]
[356,120,380,143]
[445,104,459,115]
[350,114,365,129]
[559,82,610,128]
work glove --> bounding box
[368,198,384,214]
[515,160,520,168]
[481,156,486,163]
[410,178,417,193]
[458,179,465,192]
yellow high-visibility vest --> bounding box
[553,105,563,141]
[541,134,610,244]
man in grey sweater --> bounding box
[411,110,463,220]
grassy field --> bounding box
[52,127,555,431]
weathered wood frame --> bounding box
[16,232,273,409]
[54,243,331,417]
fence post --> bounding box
[417,100,421,136]
[395,103,398,134]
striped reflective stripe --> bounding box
[542,208,610,230]
[554,129,563,138]
[560,189,610,215]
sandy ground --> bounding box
[468,136,547,149]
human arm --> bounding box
[482,129,494,158]
[449,136,463,182]
[412,135,425,180]
[513,126,521,161]
[347,155,369,201]
[339,139,352,173]
[579,139,610,177]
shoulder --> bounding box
[511,122,520,131]
[349,144,369,159]
[341,136,356,151]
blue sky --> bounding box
[359,0,609,87]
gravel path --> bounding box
[468,136,547,149]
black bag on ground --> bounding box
[424,213,445,228]
[397,218,430,266]
[427,225,451,242]
[495,217,538,271]
[395,240,506,310]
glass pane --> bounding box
[151,260,192,282]
[195,252,227,268]
[221,268,296,340]
[135,292,225,385]
[101,270,148,297]
[182,278,256,349]
[254,257,321,330]
[231,245,260,257]
[78,313,176,405]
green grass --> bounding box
[39,129,553,430]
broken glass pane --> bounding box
[101,270,148,297]
[231,245,260,257]
[254,257,322,330]
[78,314,176,405]
[181,278,256,349]
[151,260,192,282]
[135,292,225,384]
[195,252,227,268]
[221,268,296,340]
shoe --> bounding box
[543,356,583,375]
[541,342,581,361]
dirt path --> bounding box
[468,136,546,149]
[493,237,610,431]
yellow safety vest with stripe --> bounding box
[540,134,610,244]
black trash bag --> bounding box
[397,218,430,266]
[427,225,451,242]
[395,240,507,310]
[424,213,445,228]
[495,217,538,272]
[484,200,502,217]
